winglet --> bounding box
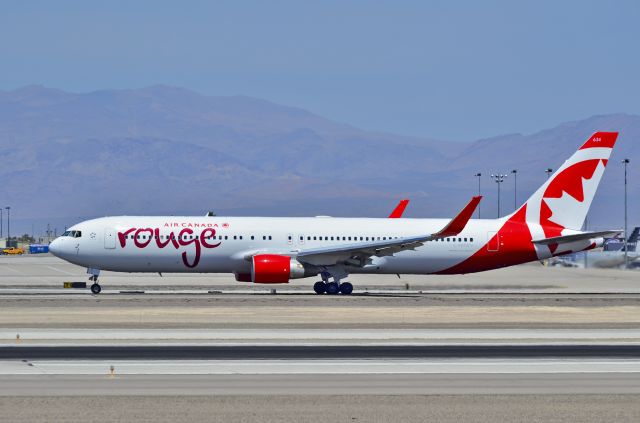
[388,199,410,218]
[433,196,482,238]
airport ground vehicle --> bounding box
[50,132,620,295]
[2,247,24,255]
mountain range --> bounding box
[0,85,637,236]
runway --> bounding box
[1,256,639,421]
[2,344,640,360]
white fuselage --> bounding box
[50,215,544,276]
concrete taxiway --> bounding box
[1,255,639,421]
[1,254,639,293]
[1,371,640,395]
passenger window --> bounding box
[251,236,254,240]
[263,236,266,240]
[470,238,474,242]
[269,236,272,240]
[464,238,467,242]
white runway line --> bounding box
[45,265,77,276]
[3,359,640,375]
[0,266,25,275]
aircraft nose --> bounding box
[49,238,62,257]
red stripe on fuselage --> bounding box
[436,205,538,274]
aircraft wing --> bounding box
[532,230,622,246]
[296,196,481,267]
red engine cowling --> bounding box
[233,254,307,284]
[252,254,292,283]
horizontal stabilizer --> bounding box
[532,230,622,246]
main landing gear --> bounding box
[313,270,353,295]
[87,268,101,294]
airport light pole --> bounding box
[490,174,507,218]
[5,207,9,246]
[623,158,630,269]
[475,173,482,218]
[511,169,518,211]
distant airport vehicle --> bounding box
[2,247,24,255]
[28,244,50,254]
[50,132,621,294]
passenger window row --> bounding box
[126,234,273,241]
[123,234,474,243]
[434,237,474,242]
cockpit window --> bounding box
[62,230,82,238]
[62,231,71,237]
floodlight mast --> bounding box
[474,173,482,218]
[490,174,508,217]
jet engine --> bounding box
[235,254,310,283]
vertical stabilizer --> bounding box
[520,132,618,239]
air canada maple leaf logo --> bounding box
[540,159,606,248]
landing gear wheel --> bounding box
[325,282,340,295]
[313,281,326,294]
[90,283,102,294]
[339,282,353,295]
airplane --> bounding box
[50,132,621,295]
[551,227,639,268]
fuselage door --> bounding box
[487,231,499,252]
[104,228,116,249]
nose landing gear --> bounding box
[89,277,101,294]
[87,268,102,294]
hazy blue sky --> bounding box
[1,0,638,141]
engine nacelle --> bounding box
[235,254,308,284]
